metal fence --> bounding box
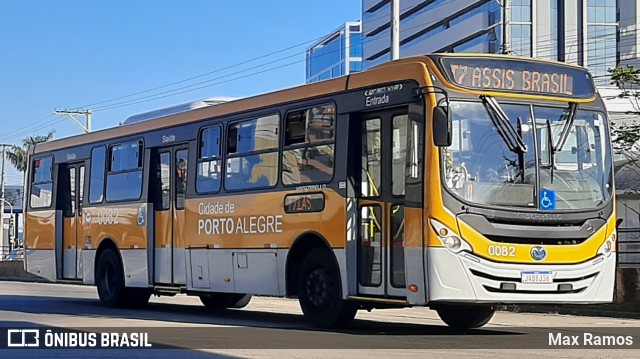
[0,245,23,262]
[618,227,640,268]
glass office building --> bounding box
[619,0,640,70]
[306,21,363,83]
[361,0,618,86]
[362,0,502,68]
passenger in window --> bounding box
[176,159,187,196]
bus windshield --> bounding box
[442,99,613,210]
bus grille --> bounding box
[470,269,599,283]
[483,285,586,294]
[470,269,598,295]
[482,234,587,245]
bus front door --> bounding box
[58,163,85,280]
[356,108,416,297]
[152,145,189,285]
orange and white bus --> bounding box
[24,54,616,328]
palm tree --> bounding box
[6,131,55,173]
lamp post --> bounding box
[0,144,6,254]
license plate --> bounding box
[521,271,554,284]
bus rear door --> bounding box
[58,163,85,280]
[151,145,189,285]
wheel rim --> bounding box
[306,268,330,308]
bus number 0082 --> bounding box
[97,208,120,225]
[487,245,516,257]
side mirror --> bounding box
[433,106,452,147]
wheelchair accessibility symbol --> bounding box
[540,190,556,210]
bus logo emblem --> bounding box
[530,246,547,261]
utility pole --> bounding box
[0,144,7,254]
[501,0,511,54]
[54,109,92,133]
[390,0,400,60]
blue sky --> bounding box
[0,1,362,185]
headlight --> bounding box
[598,231,616,257]
[430,218,472,254]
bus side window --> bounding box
[225,114,279,190]
[281,103,336,185]
[30,156,54,208]
[197,126,222,193]
[105,141,143,202]
[89,146,106,204]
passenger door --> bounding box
[355,107,419,297]
[58,163,85,279]
[151,145,189,285]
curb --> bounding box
[0,276,50,283]
[501,304,640,320]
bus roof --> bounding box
[122,97,238,125]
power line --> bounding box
[77,0,435,110]
[90,24,635,113]
[9,1,640,141]
[76,0,476,111]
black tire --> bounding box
[200,293,252,309]
[436,305,495,329]
[231,294,252,309]
[124,288,152,308]
[96,248,151,308]
[95,248,126,307]
[297,248,357,328]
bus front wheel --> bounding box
[435,305,495,329]
[297,248,357,328]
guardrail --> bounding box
[617,227,640,268]
[0,245,23,262]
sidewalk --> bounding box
[503,303,640,320]
[0,261,47,282]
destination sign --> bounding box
[438,57,595,98]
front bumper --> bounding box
[427,247,615,304]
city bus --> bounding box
[24,53,616,329]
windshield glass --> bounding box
[442,100,613,210]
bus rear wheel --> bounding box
[96,248,127,307]
[297,248,357,328]
[96,248,151,308]
[200,293,252,309]
[435,305,495,329]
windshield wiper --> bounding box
[554,102,578,152]
[546,119,555,183]
[516,117,526,182]
[480,95,528,153]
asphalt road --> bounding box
[0,281,639,358]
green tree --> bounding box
[608,66,640,195]
[6,131,55,173]
[608,66,640,153]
